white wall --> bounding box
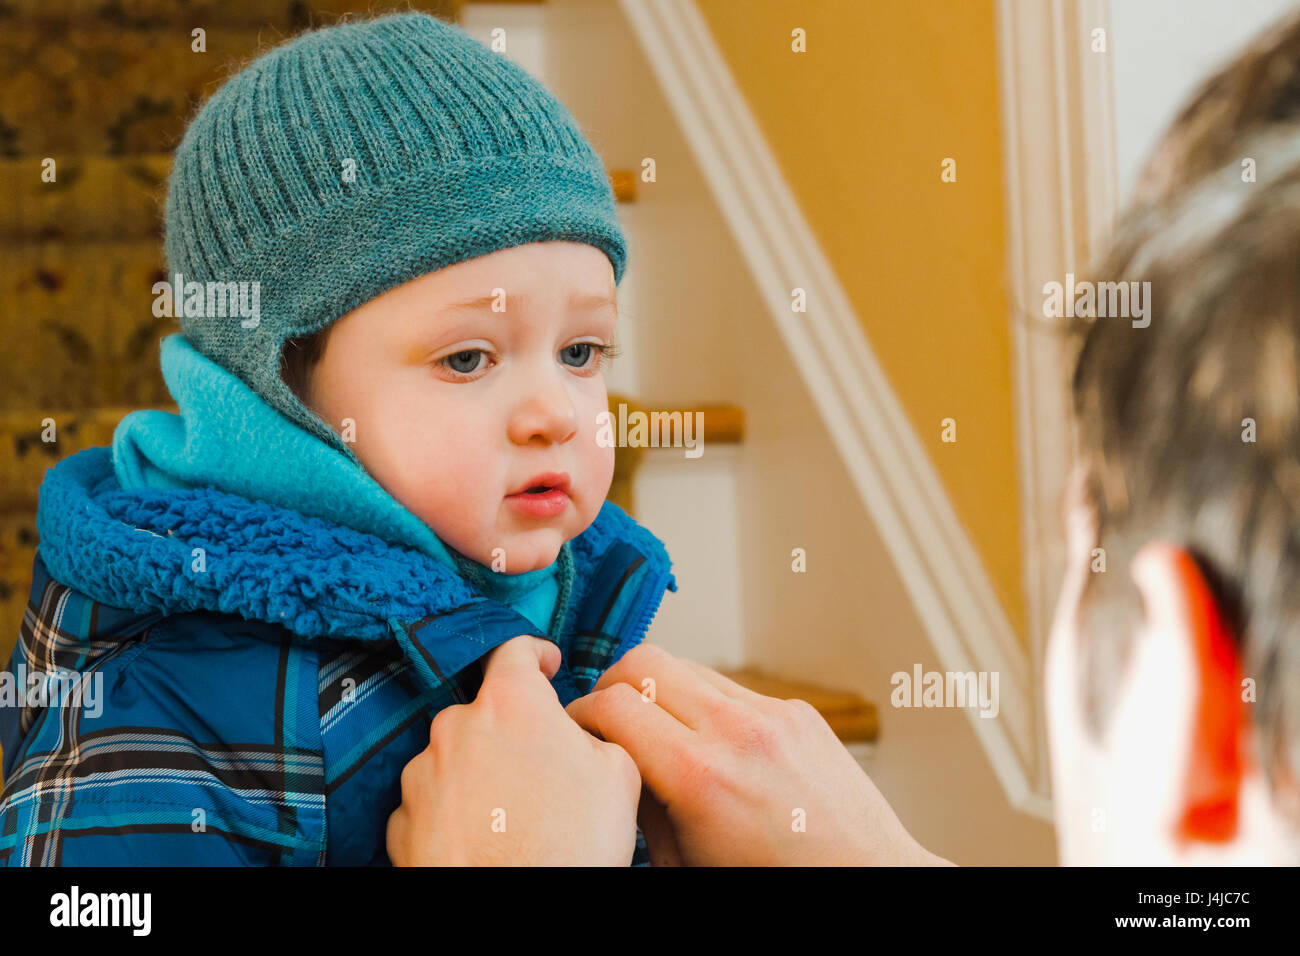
[458,2,547,79]
[635,446,745,669]
[1109,0,1299,205]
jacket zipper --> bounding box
[615,565,674,658]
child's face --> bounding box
[305,241,618,572]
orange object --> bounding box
[1175,553,1246,845]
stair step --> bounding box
[607,397,744,444]
[606,395,743,514]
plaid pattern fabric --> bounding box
[0,557,326,865]
[0,516,673,866]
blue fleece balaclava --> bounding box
[162,10,627,462]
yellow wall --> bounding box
[694,0,1025,639]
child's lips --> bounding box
[504,487,570,518]
[505,471,571,518]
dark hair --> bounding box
[280,327,331,408]
[1132,7,1300,207]
[1069,10,1300,819]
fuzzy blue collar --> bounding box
[37,443,668,656]
[34,443,673,706]
[38,445,489,642]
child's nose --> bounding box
[507,378,579,446]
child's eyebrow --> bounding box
[437,290,617,316]
[568,291,618,311]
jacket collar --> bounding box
[39,445,489,643]
[35,443,674,704]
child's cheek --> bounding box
[577,399,616,504]
[593,432,616,500]
[385,410,494,533]
[429,420,495,500]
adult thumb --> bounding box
[481,634,562,687]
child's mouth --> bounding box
[505,473,571,518]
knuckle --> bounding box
[783,696,822,726]
[398,753,419,794]
[598,680,643,715]
[595,642,668,692]
[622,642,670,675]
[702,694,742,725]
[429,701,464,739]
[385,812,403,854]
[587,682,637,729]
[727,708,781,756]
[636,642,673,663]
[398,743,435,797]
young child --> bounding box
[0,11,675,865]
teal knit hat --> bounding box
[163,11,627,459]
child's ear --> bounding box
[1130,543,1246,845]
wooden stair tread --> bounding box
[606,395,744,446]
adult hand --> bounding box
[566,643,951,866]
[386,635,642,866]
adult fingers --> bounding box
[566,682,698,797]
[677,658,781,710]
[590,643,734,730]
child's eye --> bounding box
[446,350,484,373]
[559,342,618,371]
[436,349,493,379]
[560,343,595,368]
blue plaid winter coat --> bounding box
[0,445,675,865]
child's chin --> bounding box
[489,532,566,573]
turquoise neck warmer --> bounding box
[112,333,569,636]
